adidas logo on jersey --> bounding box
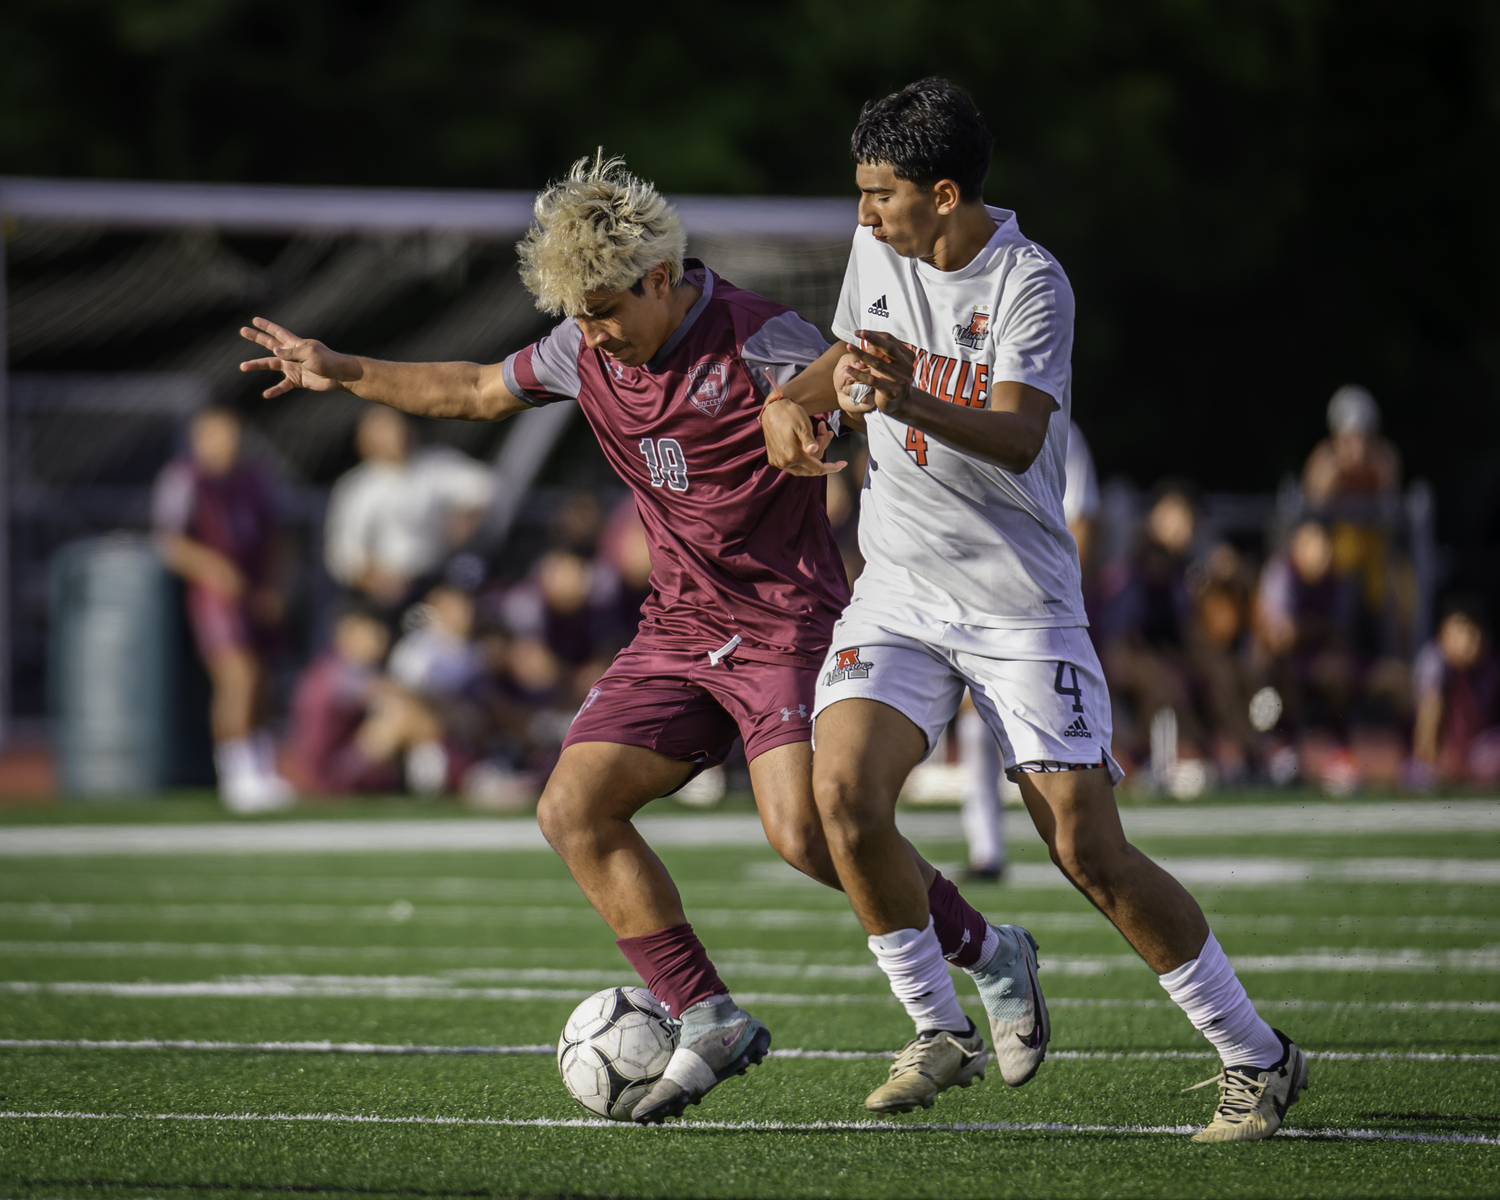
[866,295,890,318]
[1062,716,1092,739]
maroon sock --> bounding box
[615,923,729,1017]
[928,871,991,968]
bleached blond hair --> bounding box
[516,151,688,317]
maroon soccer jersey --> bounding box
[503,261,849,664]
[152,457,277,586]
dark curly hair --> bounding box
[850,77,993,203]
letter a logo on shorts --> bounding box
[824,647,873,687]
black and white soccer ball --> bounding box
[557,986,678,1120]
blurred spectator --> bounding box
[389,585,484,698]
[1303,386,1405,649]
[596,495,654,641]
[1184,542,1260,775]
[386,584,487,793]
[1097,484,1209,765]
[548,490,605,557]
[1303,386,1401,507]
[153,406,292,812]
[497,548,616,696]
[283,606,401,795]
[1252,520,1360,733]
[325,406,493,610]
[1412,601,1500,786]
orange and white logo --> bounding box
[953,305,991,349]
[823,647,873,686]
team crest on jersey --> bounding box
[686,360,730,417]
[953,305,991,349]
[823,647,873,686]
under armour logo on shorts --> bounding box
[823,647,872,686]
[780,704,809,722]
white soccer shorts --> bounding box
[812,617,1124,784]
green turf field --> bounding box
[1,795,1497,1199]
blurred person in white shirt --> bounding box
[385,584,487,792]
[325,406,494,609]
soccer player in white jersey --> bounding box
[764,78,1307,1141]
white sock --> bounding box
[869,918,970,1035]
[1158,931,1283,1069]
[959,709,1005,870]
[213,737,255,788]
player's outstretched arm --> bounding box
[238,317,531,422]
[846,330,1055,474]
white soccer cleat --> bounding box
[968,924,1049,1086]
[865,1024,987,1113]
[1186,1030,1309,1143]
[630,997,771,1125]
[220,771,295,815]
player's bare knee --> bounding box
[536,783,596,855]
[766,822,839,885]
[1053,830,1130,896]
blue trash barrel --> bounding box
[48,534,178,798]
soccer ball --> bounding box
[557,986,678,1120]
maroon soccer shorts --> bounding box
[562,636,817,765]
[185,584,278,663]
[185,585,255,662]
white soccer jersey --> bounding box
[832,207,1084,634]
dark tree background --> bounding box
[4,0,1500,577]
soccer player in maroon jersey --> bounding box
[240,153,1001,1123]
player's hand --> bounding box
[847,329,915,417]
[239,317,360,398]
[761,396,846,477]
[200,554,245,600]
[834,353,878,415]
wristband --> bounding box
[759,388,834,437]
[757,386,789,425]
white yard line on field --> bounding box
[4,911,1499,961]
[6,864,1499,914]
[4,941,1498,1004]
[1,800,1497,857]
[2,1038,1494,1063]
[6,977,1499,1007]
[0,1109,1493,1146]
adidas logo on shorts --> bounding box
[866,295,890,318]
[1062,716,1092,739]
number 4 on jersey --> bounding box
[904,427,929,466]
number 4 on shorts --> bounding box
[1053,662,1084,712]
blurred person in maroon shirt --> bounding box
[284,607,402,795]
[1412,601,1500,786]
[1252,520,1360,734]
[1096,485,1209,766]
[153,406,292,812]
